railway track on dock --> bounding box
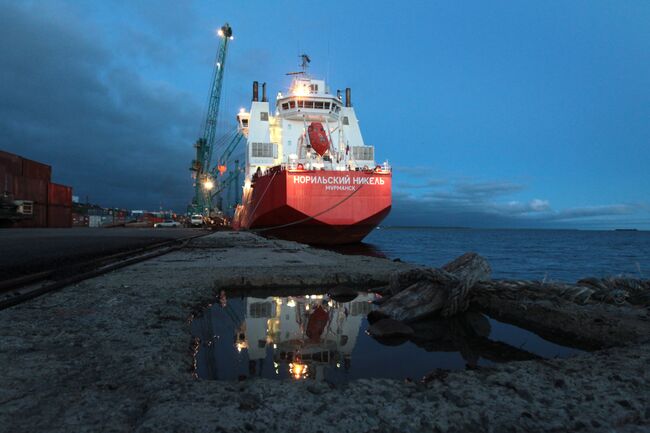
[0,232,208,310]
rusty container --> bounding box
[0,151,23,177]
[2,171,14,195]
[22,158,51,181]
[13,176,48,204]
[48,183,73,207]
[47,205,72,228]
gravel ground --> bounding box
[1,231,649,432]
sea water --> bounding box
[364,228,650,282]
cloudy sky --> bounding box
[1,1,648,228]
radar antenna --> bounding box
[286,53,311,76]
[300,54,311,72]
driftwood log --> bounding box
[373,252,650,351]
[471,279,650,350]
[375,252,491,322]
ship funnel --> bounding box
[262,82,267,102]
[345,88,351,107]
[337,89,342,101]
[252,81,259,102]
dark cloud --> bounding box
[546,204,639,221]
[386,178,646,228]
[0,3,200,211]
[395,178,447,190]
[392,166,432,178]
[454,181,525,197]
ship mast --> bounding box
[286,54,311,77]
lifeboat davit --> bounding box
[308,122,329,156]
[305,305,329,342]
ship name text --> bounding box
[291,175,386,187]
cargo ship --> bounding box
[231,58,392,244]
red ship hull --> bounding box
[233,168,391,245]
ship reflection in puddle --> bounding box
[191,291,583,383]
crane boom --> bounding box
[189,23,233,216]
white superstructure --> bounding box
[236,71,378,182]
[234,294,375,381]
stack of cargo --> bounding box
[0,150,73,228]
[47,183,73,227]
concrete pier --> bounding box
[1,232,649,432]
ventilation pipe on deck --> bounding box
[252,81,259,102]
[262,82,267,102]
[345,88,351,107]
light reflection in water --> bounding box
[193,292,374,382]
[232,293,374,381]
[192,290,584,382]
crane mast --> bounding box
[189,23,233,216]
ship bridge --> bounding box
[276,78,343,121]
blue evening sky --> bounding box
[1,1,648,228]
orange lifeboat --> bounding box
[307,122,329,156]
[305,305,329,342]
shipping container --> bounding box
[22,158,51,181]
[1,171,14,195]
[48,183,73,207]
[12,203,47,228]
[0,151,23,177]
[47,205,72,228]
[13,176,47,204]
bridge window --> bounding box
[297,100,304,108]
[289,100,296,109]
[281,103,289,110]
[324,102,330,110]
[315,101,323,109]
[352,146,374,161]
[252,142,276,158]
[249,301,273,317]
[304,101,314,109]
[309,84,318,93]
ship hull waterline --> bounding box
[233,169,392,245]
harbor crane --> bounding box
[188,23,236,217]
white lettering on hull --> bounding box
[325,185,356,191]
[292,175,385,186]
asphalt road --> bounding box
[0,228,203,280]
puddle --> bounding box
[191,290,583,382]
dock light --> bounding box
[203,179,214,190]
[287,299,296,308]
[239,107,245,113]
[217,28,224,37]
